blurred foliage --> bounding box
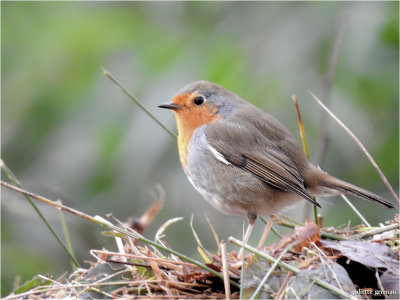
[1,2,398,296]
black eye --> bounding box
[193,96,205,106]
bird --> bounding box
[158,80,394,247]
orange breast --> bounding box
[174,105,220,169]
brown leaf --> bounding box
[294,219,321,252]
[321,240,399,272]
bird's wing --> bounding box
[205,119,320,207]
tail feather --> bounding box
[323,177,395,209]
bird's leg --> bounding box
[238,213,257,259]
[257,215,275,249]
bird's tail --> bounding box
[321,175,395,209]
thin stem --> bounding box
[0,160,80,268]
[277,214,304,226]
[239,222,245,300]
[292,95,310,158]
[229,237,356,300]
[249,242,296,299]
[309,90,399,205]
[1,180,240,289]
[341,195,370,227]
[220,243,231,299]
[274,218,349,241]
[270,226,282,238]
[351,223,399,240]
[57,200,77,269]
[292,95,318,224]
[102,67,177,140]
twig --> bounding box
[287,286,300,299]
[6,279,205,300]
[189,215,209,259]
[270,225,282,238]
[220,243,231,299]
[298,276,322,298]
[1,180,240,289]
[277,213,304,226]
[239,222,246,300]
[375,270,385,293]
[102,67,177,139]
[292,95,318,223]
[249,242,296,299]
[229,237,356,300]
[309,90,399,205]
[341,195,371,227]
[0,160,80,268]
[305,243,344,293]
[351,223,399,240]
[292,95,310,159]
[274,218,349,241]
[205,214,221,251]
[155,217,184,243]
[1,181,103,224]
[57,200,77,269]
[94,250,194,268]
[276,272,293,299]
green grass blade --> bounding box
[102,67,177,140]
[1,180,240,289]
[0,160,80,268]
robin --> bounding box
[159,81,394,247]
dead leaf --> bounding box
[322,240,399,295]
[321,240,399,272]
[294,219,321,252]
[380,269,399,297]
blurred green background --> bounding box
[1,1,398,296]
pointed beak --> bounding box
[158,103,183,110]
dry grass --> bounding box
[3,189,398,299]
